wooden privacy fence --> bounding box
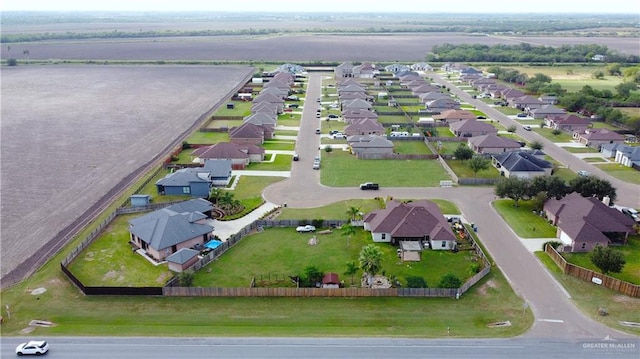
[545,244,640,297]
[163,286,461,297]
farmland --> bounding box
[0,65,253,280]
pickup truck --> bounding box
[359,182,379,190]
[296,225,316,233]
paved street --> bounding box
[263,73,638,341]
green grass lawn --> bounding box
[246,154,293,171]
[378,115,412,124]
[262,140,295,151]
[203,119,243,130]
[213,101,252,116]
[534,128,574,142]
[278,113,301,127]
[535,251,640,336]
[561,237,640,285]
[496,107,522,116]
[185,131,229,145]
[492,199,557,238]
[274,130,299,136]
[278,199,383,220]
[320,151,450,187]
[393,141,431,154]
[232,176,284,200]
[563,146,599,153]
[594,163,640,185]
[446,159,501,179]
[193,228,478,289]
[584,157,608,163]
[67,213,173,286]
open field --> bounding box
[0,65,253,280]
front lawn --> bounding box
[247,154,293,171]
[534,128,574,142]
[232,176,285,200]
[320,150,450,187]
[446,159,501,179]
[492,199,557,238]
[594,163,640,185]
[561,237,640,285]
[563,147,599,153]
[262,140,295,151]
[278,199,383,220]
[193,227,476,289]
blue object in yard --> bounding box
[204,240,223,249]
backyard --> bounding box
[319,150,450,187]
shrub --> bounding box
[7,58,17,66]
[438,273,462,288]
[405,276,428,288]
[542,241,563,252]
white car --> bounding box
[523,125,532,131]
[16,340,49,356]
[332,133,347,139]
[296,225,316,233]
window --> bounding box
[182,186,191,194]
[442,241,447,248]
[581,243,586,249]
[381,234,386,240]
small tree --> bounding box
[590,245,626,275]
[405,276,428,288]
[530,141,544,150]
[324,145,333,153]
[341,223,357,248]
[467,155,490,175]
[301,266,324,287]
[453,144,474,161]
[506,125,517,133]
[551,129,562,136]
[438,273,462,288]
[344,261,359,286]
[359,244,383,287]
[178,270,194,287]
[495,176,531,207]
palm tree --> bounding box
[341,223,357,248]
[346,206,361,221]
[359,244,382,287]
[344,261,359,286]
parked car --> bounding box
[313,161,320,170]
[15,341,49,356]
[328,114,339,119]
[476,116,486,119]
[517,113,527,118]
[316,113,321,118]
[329,130,340,135]
[293,153,299,161]
[316,97,321,102]
[577,170,589,177]
[296,225,316,233]
[621,208,639,221]
[288,104,299,109]
[315,128,321,134]
[359,182,380,190]
[332,133,347,139]
[523,125,532,131]
[329,103,339,109]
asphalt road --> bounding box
[265,73,639,342]
[2,337,638,359]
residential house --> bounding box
[543,192,635,252]
[538,94,559,105]
[166,248,200,273]
[613,145,640,167]
[411,84,441,96]
[419,91,449,104]
[411,62,433,72]
[252,93,285,113]
[338,78,366,88]
[341,98,373,111]
[348,135,394,157]
[155,160,233,196]
[449,119,498,137]
[402,79,427,90]
[509,95,544,110]
[335,62,354,78]
[545,114,590,133]
[470,78,495,88]
[500,88,526,102]
[363,200,457,250]
[529,104,565,119]
[258,87,286,99]
[342,109,378,124]
[600,142,627,158]
[492,150,553,178]
[459,73,483,81]
[243,112,277,127]
[128,199,215,261]
[432,109,476,123]
[574,128,625,148]
[251,102,278,116]
[339,92,373,101]
[467,134,522,154]
[229,122,274,145]
[353,63,376,78]
[191,142,264,169]
[338,84,367,96]
[385,63,411,73]
[426,98,461,112]
[344,118,385,136]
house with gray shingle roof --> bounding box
[335,62,354,79]
[529,104,565,119]
[129,199,215,261]
[492,150,552,178]
[339,92,373,101]
[467,134,522,154]
[509,95,544,110]
[411,62,433,72]
[348,135,394,157]
[253,93,284,113]
[449,119,498,137]
[545,114,590,133]
[613,144,640,167]
[155,160,232,197]
[243,112,277,127]
[432,109,476,123]
[419,91,449,104]
[229,122,274,145]
[251,102,278,116]
[166,248,200,273]
[341,98,372,111]
[363,200,457,250]
[426,98,461,112]
[344,118,385,136]
[543,192,635,252]
[575,128,625,148]
[342,109,378,124]
[338,84,367,96]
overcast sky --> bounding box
[1,0,637,13]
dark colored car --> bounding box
[359,182,379,190]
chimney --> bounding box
[602,196,611,207]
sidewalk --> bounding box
[212,201,280,241]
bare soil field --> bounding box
[2,33,637,63]
[0,65,253,281]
